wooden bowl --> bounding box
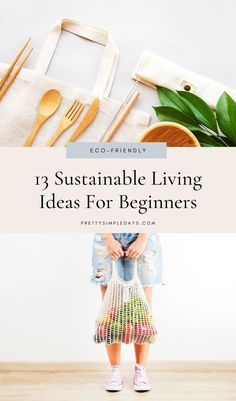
[138,122,200,147]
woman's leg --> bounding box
[100,285,122,365]
[134,287,153,366]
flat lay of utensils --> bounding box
[100,84,140,143]
[67,97,99,144]
[24,89,62,147]
[0,38,33,101]
[46,99,84,147]
[139,122,200,147]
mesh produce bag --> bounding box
[94,260,157,345]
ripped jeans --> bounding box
[91,233,162,287]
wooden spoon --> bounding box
[24,89,62,147]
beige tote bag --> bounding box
[0,19,150,146]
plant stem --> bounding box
[217,137,229,147]
[200,125,220,138]
[198,126,229,146]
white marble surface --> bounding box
[0,0,235,123]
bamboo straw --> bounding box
[0,48,33,101]
[100,91,140,142]
[0,37,31,90]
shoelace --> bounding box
[135,367,149,384]
[107,366,122,384]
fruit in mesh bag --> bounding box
[142,323,153,336]
[110,322,122,337]
[135,323,149,335]
[145,313,154,324]
[97,315,110,324]
[107,334,115,344]
[118,296,151,326]
[151,324,158,335]
[135,321,157,335]
[108,307,117,319]
[98,323,108,335]
[95,322,118,344]
[131,298,150,319]
[94,323,107,343]
[94,323,107,342]
[124,322,133,333]
[95,295,156,344]
[147,335,157,344]
[130,297,149,313]
[121,323,133,344]
[94,334,102,343]
[119,298,142,316]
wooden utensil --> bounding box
[45,99,84,147]
[24,89,62,147]
[0,47,33,101]
[100,91,140,142]
[0,37,32,90]
[138,122,200,147]
[67,97,99,144]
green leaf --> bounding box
[194,132,226,147]
[216,92,236,145]
[157,86,194,115]
[153,106,202,131]
[177,91,218,132]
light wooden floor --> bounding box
[0,363,236,401]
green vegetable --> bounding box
[117,297,150,324]
[110,322,122,334]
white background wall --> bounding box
[0,0,236,122]
[0,233,235,362]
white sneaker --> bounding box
[133,364,151,392]
[105,365,123,392]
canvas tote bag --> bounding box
[94,260,157,345]
[0,19,150,146]
[132,50,236,109]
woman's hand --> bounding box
[126,233,148,259]
[102,234,124,260]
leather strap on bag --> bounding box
[34,18,119,97]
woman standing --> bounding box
[92,233,162,392]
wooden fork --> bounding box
[45,99,84,146]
